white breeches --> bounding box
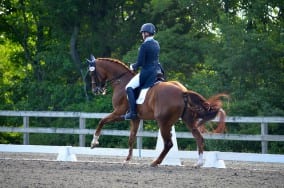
[125,73,140,89]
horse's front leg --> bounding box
[90,118,106,148]
[125,119,140,162]
[91,113,123,148]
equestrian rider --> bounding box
[124,23,161,120]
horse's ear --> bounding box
[86,54,96,64]
[90,54,96,62]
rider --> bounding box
[124,23,161,120]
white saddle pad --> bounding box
[136,88,150,104]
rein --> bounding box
[107,71,130,85]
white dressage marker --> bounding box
[156,126,182,166]
[56,146,77,162]
[203,151,226,168]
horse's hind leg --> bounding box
[151,125,173,167]
[192,125,204,167]
[186,121,204,167]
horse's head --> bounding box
[87,55,106,95]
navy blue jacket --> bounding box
[132,37,160,89]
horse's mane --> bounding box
[97,58,132,72]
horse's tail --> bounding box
[213,108,226,133]
[184,91,229,133]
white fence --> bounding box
[0,111,284,154]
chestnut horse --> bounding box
[87,56,227,167]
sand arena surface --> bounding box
[0,153,284,188]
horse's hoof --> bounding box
[90,143,98,149]
[123,160,130,164]
[194,162,203,168]
[90,140,99,149]
[150,161,159,167]
[125,156,131,161]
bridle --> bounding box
[86,56,104,95]
[87,56,129,95]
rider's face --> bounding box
[141,32,149,41]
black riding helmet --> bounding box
[140,23,156,35]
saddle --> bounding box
[134,73,165,104]
[134,63,166,104]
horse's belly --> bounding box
[137,105,155,120]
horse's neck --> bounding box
[113,73,133,91]
[107,67,133,93]
[101,59,133,92]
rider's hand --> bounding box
[129,64,134,71]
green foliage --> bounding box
[0,0,283,153]
[30,133,79,146]
[205,140,262,153]
[0,132,21,144]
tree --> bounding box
[0,0,283,152]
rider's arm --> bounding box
[132,43,146,71]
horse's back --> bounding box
[153,81,186,94]
[167,81,187,91]
[138,81,185,120]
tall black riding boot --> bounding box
[124,87,138,120]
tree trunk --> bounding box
[70,25,89,101]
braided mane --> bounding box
[97,58,131,71]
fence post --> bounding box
[79,118,86,147]
[261,122,268,154]
[23,116,29,145]
[136,120,143,158]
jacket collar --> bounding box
[144,36,154,42]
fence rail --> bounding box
[0,111,283,154]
